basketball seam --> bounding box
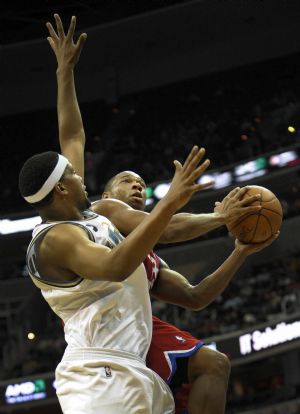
[249,213,260,243]
[260,207,283,217]
[228,213,259,232]
[262,212,275,234]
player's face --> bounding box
[61,165,91,210]
[108,171,147,211]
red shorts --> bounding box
[147,316,203,414]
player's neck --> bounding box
[39,205,85,222]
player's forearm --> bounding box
[160,212,226,243]
[190,247,248,310]
[56,67,85,150]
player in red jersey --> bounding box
[96,172,262,414]
[47,14,277,414]
[144,254,203,414]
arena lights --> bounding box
[153,182,171,199]
[27,332,35,340]
[235,169,267,182]
[198,171,233,189]
[145,198,154,206]
[288,126,296,133]
[145,186,154,206]
[2,147,300,235]
[145,186,153,198]
[269,150,298,167]
[0,216,41,235]
[234,158,267,178]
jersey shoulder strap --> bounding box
[27,222,94,288]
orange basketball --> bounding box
[227,185,283,243]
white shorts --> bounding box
[55,348,175,414]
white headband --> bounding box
[24,154,69,204]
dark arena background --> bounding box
[1,0,300,413]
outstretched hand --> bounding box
[46,14,87,69]
[214,186,262,225]
[165,146,213,211]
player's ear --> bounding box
[54,182,68,196]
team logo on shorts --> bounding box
[104,366,112,378]
[175,335,186,343]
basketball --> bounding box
[227,185,283,243]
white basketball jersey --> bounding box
[26,210,152,360]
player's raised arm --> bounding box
[46,14,87,179]
[47,14,262,243]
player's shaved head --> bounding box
[102,171,147,211]
[104,171,145,192]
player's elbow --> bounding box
[99,263,131,282]
[158,226,178,244]
[179,301,204,312]
[159,223,192,244]
[109,268,131,282]
[185,301,206,312]
[85,268,129,282]
[187,288,208,311]
[190,297,215,312]
[106,256,138,282]
[82,258,131,282]
[190,303,206,312]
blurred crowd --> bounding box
[228,375,300,414]
[1,50,300,414]
[1,52,300,214]
[0,260,28,281]
[61,51,300,192]
[106,57,300,186]
[1,305,66,381]
[153,249,300,339]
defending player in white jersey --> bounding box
[19,146,209,414]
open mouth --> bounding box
[131,192,142,199]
